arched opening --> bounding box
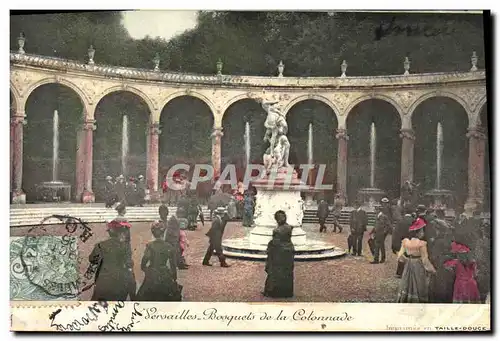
[23,83,84,202]
[346,99,402,204]
[159,96,214,201]
[412,97,469,208]
[93,91,150,202]
[480,104,490,211]
[287,100,338,202]
[221,99,267,181]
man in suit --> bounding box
[369,204,392,264]
[349,201,368,256]
[317,199,330,233]
[392,205,414,277]
[202,207,230,267]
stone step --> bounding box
[222,249,347,261]
[9,206,455,228]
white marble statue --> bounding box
[259,98,290,172]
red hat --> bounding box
[106,219,131,230]
[451,241,471,253]
[409,217,426,231]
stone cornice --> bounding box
[10,52,486,89]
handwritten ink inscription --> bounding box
[374,17,456,40]
[49,304,354,331]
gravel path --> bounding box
[11,221,401,302]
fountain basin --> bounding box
[222,237,346,260]
[357,187,386,208]
[425,188,454,210]
[35,181,71,203]
[222,167,346,261]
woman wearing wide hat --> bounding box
[396,215,437,303]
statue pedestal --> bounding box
[11,189,26,204]
[426,188,454,210]
[222,168,345,260]
[357,187,386,209]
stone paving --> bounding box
[11,221,400,302]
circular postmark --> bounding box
[19,215,96,298]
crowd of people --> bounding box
[91,179,490,303]
[103,174,146,208]
[335,197,490,304]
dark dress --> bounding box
[89,238,135,301]
[163,217,181,271]
[427,220,455,303]
[104,181,116,208]
[264,224,295,298]
[136,239,181,301]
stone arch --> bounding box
[474,96,488,126]
[10,82,22,113]
[346,97,403,203]
[160,90,217,121]
[408,90,470,125]
[24,77,89,115]
[221,97,268,179]
[283,94,340,119]
[220,93,254,121]
[96,85,155,120]
[412,96,469,208]
[345,94,404,121]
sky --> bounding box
[122,10,199,40]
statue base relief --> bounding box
[222,167,346,260]
[11,189,26,204]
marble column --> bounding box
[75,129,85,201]
[465,127,486,212]
[400,128,415,185]
[211,127,223,179]
[11,114,26,204]
[335,128,348,205]
[147,122,161,202]
[81,119,96,203]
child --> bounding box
[444,241,481,304]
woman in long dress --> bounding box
[89,222,133,301]
[137,222,182,301]
[444,241,481,304]
[263,210,295,298]
[396,217,437,303]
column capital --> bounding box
[399,128,416,140]
[11,114,26,126]
[335,128,349,140]
[83,119,96,131]
[211,127,224,138]
[466,127,486,140]
[148,122,162,135]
